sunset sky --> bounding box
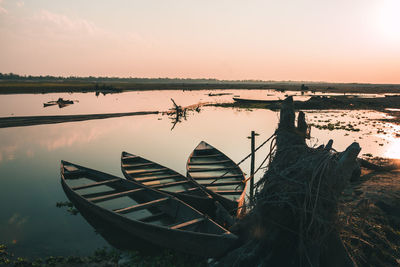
[0,0,399,83]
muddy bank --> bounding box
[0,111,159,128]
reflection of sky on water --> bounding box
[0,90,399,258]
[0,108,279,258]
[0,89,385,117]
[0,89,269,116]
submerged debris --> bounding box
[43,97,74,108]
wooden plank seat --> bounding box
[114,197,169,214]
[152,180,190,189]
[188,167,239,172]
[125,168,169,176]
[170,218,205,230]
[71,178,120,190]
[187,160,231,165]
[189,174,244,180]
[88,188,144,203]
[135,174,182,183]
[122,162,157,169]
[199,181,243,187]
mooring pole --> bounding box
[250,130,255,203]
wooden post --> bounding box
[250,131,255,203]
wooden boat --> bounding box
[121,152,221,219]
[233,97,282,104]
[61,160,238,257]
[187,141,247,216]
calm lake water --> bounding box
[0,89,398,258]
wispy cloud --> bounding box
[0,0,8,14]
[35,9,99,35]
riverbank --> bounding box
[210,95,400,125]
[0,80,399,94]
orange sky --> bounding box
[0,0,399,83]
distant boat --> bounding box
[121,152,224,220]
[232,97,282,104]
[61,160,238,257]
[208,93,233,97]
[187,141,247,217]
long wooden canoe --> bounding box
[121,151,220,219]
[186,141,247,216]
[61,160,237,257]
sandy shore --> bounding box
[0,111,159,128]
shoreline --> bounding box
[1,81,400,94]
[0,111,159,128]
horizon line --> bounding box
[1,72,400,86]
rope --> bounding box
[237,132,276,167]
[208,132,276,185]
[236,136,276,190]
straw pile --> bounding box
[217,97,359,267]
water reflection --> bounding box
[1,89,385,117]
[384,139,400,159]
[0,90,398,258]
[8,213,29,228]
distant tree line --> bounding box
[0,72,278,84]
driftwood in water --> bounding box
[217,97,359,267]
[169,98,187,130]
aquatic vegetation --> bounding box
[55,201,79,215]
[309,122,361,132]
